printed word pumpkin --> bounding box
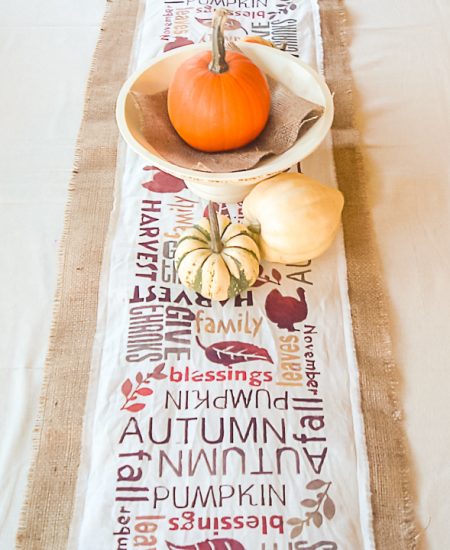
[243,172,344,264]
[175,203,260,301]
[167,9,270,152]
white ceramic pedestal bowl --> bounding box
[116,42,334,204]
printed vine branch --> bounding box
[252,265,283,287]
[120,363,166,412]
[287,480,336,539]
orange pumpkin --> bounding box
[167,9,270,153]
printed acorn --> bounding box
[167,8,270,152]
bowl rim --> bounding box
[116,42,334,181]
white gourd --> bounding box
[242,173,344,264]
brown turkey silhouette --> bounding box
[265,287,308,331]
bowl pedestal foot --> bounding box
[183,174,275,204]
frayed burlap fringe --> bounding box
[318,0,421,548]
[15,1,140,548]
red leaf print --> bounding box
[196,337,273,367]
[143,165,157,171]
[151,373,167,380]
[323,495,336,519]
[163,37,194,52]
[143,171,186,193]
[153,363,165,375]
[149,363,166,380]
[203,202,218,218]
[306,479,326,490]
[166,538,245,550]
[272,268,282,283]
[252,279,267,288]
[136,372,143,384]
[125,403,145,413]
[136,387,153,396]
[121,379,132,398]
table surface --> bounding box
[1,1,449,547]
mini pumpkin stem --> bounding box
[208,201,223,253]
[209,8,229,74]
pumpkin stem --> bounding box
[209,8,229,74]
[208,201,223,253]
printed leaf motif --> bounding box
[312,511,323,528]
[150,363,167,380]
[253,265,281,287]
[290,525,303,539]
[125,403,145,413]
[136,387,153,396]
[120,366,162,412]
[163,37,194,52]
[153,363,165,375]
[272,268,282,283]
[323,496,336,520]
[143,170,186,193]
[166,538,245,550]
[196,336,273,367]
[203,202,219,218]
[225,17,245,31]
[151,373,167,380]
[195,17,244,31]
[121,379,132,398]
[306,479,327,490]
[290,479,334,539]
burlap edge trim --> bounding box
[15,1,141,548]
[318,0,422,547]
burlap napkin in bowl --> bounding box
[130,77,323,173]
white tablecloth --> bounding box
[0,0,449,547]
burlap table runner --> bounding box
[16,0,420,548]
[15,1,142,547]
[320,1,420,547]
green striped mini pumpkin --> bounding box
[175,205,260,301]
